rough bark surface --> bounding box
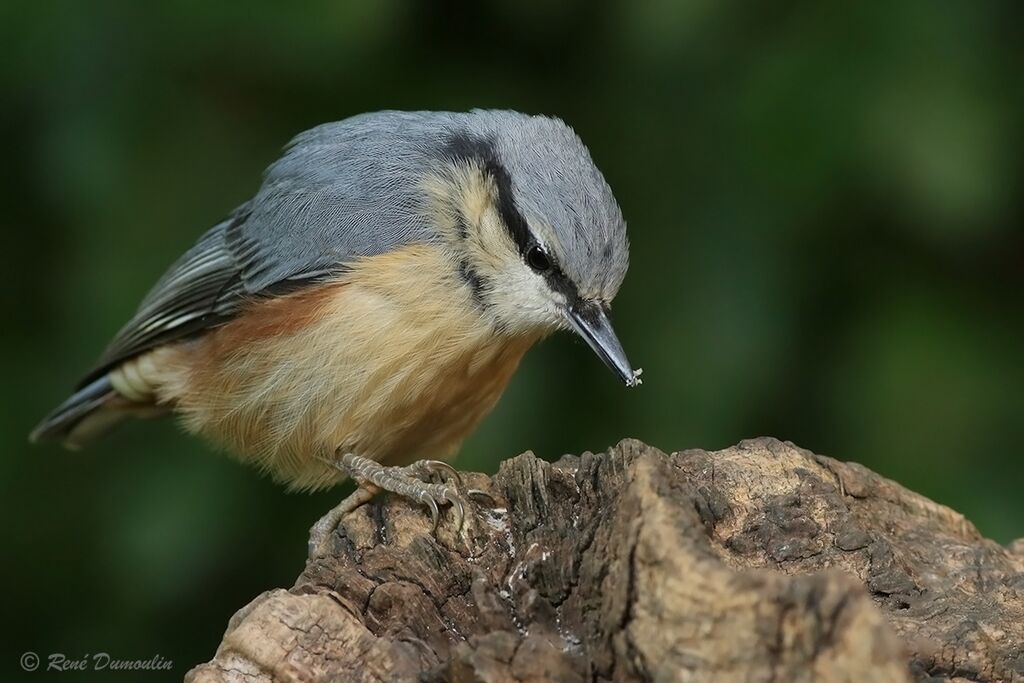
[186,438,1024,682]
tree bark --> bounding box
[185,438,1024,682]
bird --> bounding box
[30,109,640,553]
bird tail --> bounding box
[30,376,135,448]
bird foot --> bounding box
[308,453,471,559]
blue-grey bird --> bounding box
[30,109,639,553]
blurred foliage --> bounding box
[2,0,1022,680]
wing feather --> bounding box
[80,213,246,385]
[78,111,453,387]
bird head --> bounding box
[427,111,640,387]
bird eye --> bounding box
[527,245,551,272]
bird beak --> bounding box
[567,302,642,388]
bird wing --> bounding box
[81,114,444,387]
[82,212,246,386]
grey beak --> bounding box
[567,302,642,388]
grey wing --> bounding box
[81,209,249,386]
[80,113,447,387]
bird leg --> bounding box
[308,452,467,558]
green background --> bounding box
[2,1,1021,680]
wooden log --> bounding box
[186,438,1024,682]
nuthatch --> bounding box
[31,110,639,551]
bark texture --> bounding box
[186,438,1024,682]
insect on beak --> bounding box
[566,301,642,388]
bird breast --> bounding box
[147,244,539,490]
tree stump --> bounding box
[185,438,1024,682]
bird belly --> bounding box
[151,245,537,490]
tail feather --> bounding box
[30,376,122,448]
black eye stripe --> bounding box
[440,133,532,256]
[441,131,582,306]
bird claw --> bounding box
[467,488,498,507]
[424,495,441,531]
[448,491,466,533]
[412,459,463,486]
[320,453,476,544]
[307,482,379,560]
[421,485,466,534]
